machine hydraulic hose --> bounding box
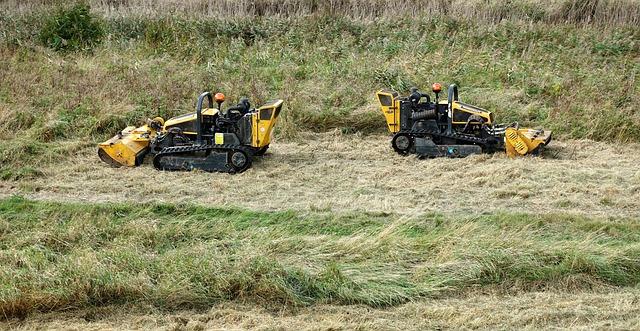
[411,109,438,120]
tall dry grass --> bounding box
[1,0,639,25]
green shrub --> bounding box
[39,3,104,52]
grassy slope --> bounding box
[0,2,639,326]
[1,196,639,318]
[0,6,639,171]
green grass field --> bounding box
[1,1,640,329]
[2,196,639,318]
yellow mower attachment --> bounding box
[97,117,163,167]
[504,127,552,157]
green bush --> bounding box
[39,3,104,52]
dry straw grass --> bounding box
[2,0,640,25]
[4,133,640,218]
[3,289,640,330]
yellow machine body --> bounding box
[451,101,494,125]
[251,99,283,148]
[376,86,551,157]
[377,90,496,133]
[98,98,283,168]
[163,108,219,135]
[376,89,401,133]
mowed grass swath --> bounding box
[1,196,639,318]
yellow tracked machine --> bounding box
[376,84,551,157]
[98,92,283,173]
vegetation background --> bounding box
[1,1,639,152]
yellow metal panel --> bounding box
[251,113,258,147]
[163,108,219,129]
[214,133,224,145]
[451,102,493,125]
[376,90,400,133]
[504,127,552,157]
[252,100,283,148]
[505,128,529,155]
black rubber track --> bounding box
[391,128,503,156]
[152,144,253,174]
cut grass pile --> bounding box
[5,290,640,330]
[1,196,639,318]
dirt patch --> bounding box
[3,132,639,218]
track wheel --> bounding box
[391,133,413,156]
[230,150,252,173]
